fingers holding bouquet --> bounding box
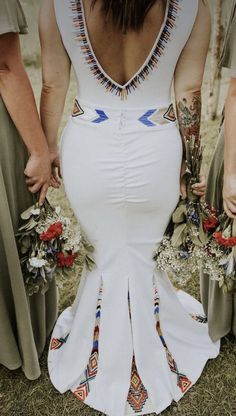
[24,147,62,205]
[191,173,206,197]
[24,151,51,204]
[49,148,62,188]
[180,159,206,200]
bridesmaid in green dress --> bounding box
[200,1,236,342]
[0,0,58,379]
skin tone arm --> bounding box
[223,77,236,219]
[39,0,71,180]
[174,0,211,199]
[39,0,210,199]
[0,33,52,204]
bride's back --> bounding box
[82,0,167,86]
[43,0,205,106]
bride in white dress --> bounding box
[39,1,220,415]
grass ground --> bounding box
[1,6,236,414]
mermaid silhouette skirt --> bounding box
[48,104,220,416]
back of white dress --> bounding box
[48,1,220,415]
[55,0,197,106]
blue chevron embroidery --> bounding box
[92,109,109,123]
[138,109,157,127]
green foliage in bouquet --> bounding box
[16,199,95,296]
[154,132,236,293]
[153,136,218,285]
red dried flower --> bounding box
[205,204,218,217]
[40,222,63,242]
[56,251,77,268]
[213,232,236,248]
[203,216,219,233]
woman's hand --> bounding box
[49,148,62,188]
[191,174,206,197]
[180,160,206,199]
[24,151,51,204]
[223,173,236,219]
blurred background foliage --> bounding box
[20,0,234,66]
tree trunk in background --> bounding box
[207,0,224,120]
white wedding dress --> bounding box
[48,1,220,415]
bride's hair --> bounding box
[92,0,158,32]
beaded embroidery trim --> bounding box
[70,0,181,99]
[154,284,192,394]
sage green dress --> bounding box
[200,2,236,342]
[0,0,57,380]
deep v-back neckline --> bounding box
[80,0,170,89]
[71,0,180,99]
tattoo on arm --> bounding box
[177,91,201,147]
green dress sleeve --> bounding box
[0,0,28,36]
[220,1,236,76]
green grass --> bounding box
[0,334,235,416]
[1,44,236,416]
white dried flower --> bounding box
[30,208,41,216]
[29,257,46,268]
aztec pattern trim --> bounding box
[154,285,192,394]
[72,99,84,117]
[72,286,102,402]
[92,109,109,123]
[72,100,176,127]
[127,293,149,413]
[127,358,149,413]
[72,289,149,413]
[138,104,176,126]
[72,101,109,123]
[70,0,181,99]
[191,314,208,324]
[50,334,69,350]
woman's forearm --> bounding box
[173,1,210,154]
[0,63,49,156]
[39,0,71,152]
[224,79,236,174]
[175,89,202,154]
[40,83,68,152]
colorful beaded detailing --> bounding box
[154,285,192,394]
[70,0,181,99]
[191,314,207,324]
[72,289,149,413]
[51,285,194,409]
[50,334,69,350]
[71,100,176,128]
[72,99,84,117]
[127,358,149,413]
[92,109,109,123]
[72,286,102,402]
[138,104,176,126]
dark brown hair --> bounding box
[92,0,158,32]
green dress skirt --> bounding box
[200,126,236,342]
[0,98,57,379]
[200,1,236,342]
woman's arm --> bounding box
[0,33,51,203]
[39,0,71,178]
[174,0,211,198]
[223,77,236,218]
